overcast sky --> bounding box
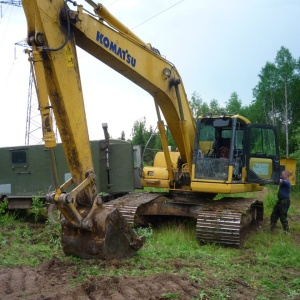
[0,0,299,147]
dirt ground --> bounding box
[0,258,200,300]
[0,229,264,300]
[0,256,259,300]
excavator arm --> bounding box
[22,0,162,259]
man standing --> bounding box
[270,170,291,233]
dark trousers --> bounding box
[270,199,290,231]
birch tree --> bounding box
[275,47,297,157]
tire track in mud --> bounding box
[82,274,200,300]
[0,262,78,300]
[0,262,201,300]
[0,267,38,299]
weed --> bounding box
[45,208,61,246]
[141,187,168,193]
[262,187,277,215]
[14,225,32,241]
[134,224,153,240]
[69,275,86,286]
[160,292,181,299]
[0,198,8,215]
[28,195,45,223]
[287,289,300,298]
[80,266,101,277]
[256,295,270,300]
[0,212,16,225]
[0,238,8,247]
[193,291,207,300]
[207,287,230,299]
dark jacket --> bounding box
[278,179,291,200]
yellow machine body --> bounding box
[21,0,296,254]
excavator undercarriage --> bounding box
[104,192,263,247]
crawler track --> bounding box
[104,193,162,225]
[104,193,263,247]
[196,197,263,246]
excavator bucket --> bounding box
[61,205,145,260]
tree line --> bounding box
[120,46,300,175]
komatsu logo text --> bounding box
[96,31,136,67]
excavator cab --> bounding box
[193,114,280,185]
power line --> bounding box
[0,1,21,4]
[107,0,120,8]
[0,0,21,18]
[131,0,184,30]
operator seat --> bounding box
[218,138,230,158]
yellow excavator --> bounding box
[22,0,296,259]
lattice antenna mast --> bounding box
[3,1,58,145]
[14,38,43,145]
[26,54,43,144]
[3,1,44,145]
[15,39,59,145]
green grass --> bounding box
[0,189,300,299]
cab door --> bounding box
[245,124,280,184]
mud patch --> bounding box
[0,259,201,300]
